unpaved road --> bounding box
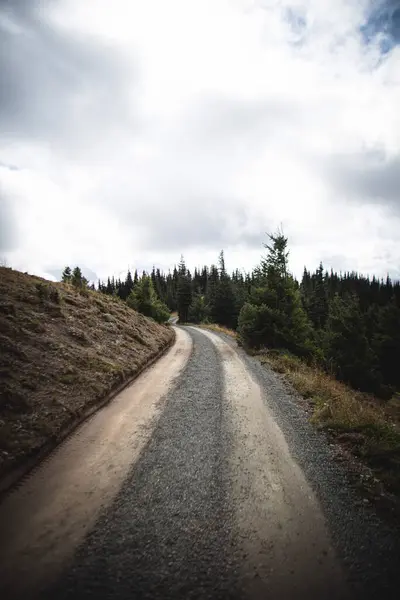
[0,326,399,599]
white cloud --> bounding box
[0,0,399,281]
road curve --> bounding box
[0,326,399,599]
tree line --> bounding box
[62,233,400,400]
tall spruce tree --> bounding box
[71,266,86,288]
[373,299,400,392]
[177,256,192,323]
[124,270,134,299]
[308,262,329,329]
[61,266,72,283]
[261,230,289,283]
[324,294,379,392]
[207,250,237,328]
[238,231,313,356]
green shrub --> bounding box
[188,294,209,323]
[127,276,170,324]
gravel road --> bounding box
[1,326,399,599]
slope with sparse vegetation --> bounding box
[0,267,174,483]
[258,349,400,502]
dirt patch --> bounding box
[0,267,174,483]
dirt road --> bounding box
[0,327,399,599]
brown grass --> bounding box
[258,350,400,495]
[198,323,238,338]
[0,267,174,479]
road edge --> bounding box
[0,328,176,503]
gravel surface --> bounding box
[46,327,237,600]
[4,326,400,599]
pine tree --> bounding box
[61,266,72,283]
[177,256,192,323]
[205,251,237,328]
[238,232,313,356]
[165,270,177,310]
[261,230,289,284]
[324,294,379,392]
[124,270,134,299]
[211,275,236,328]
[127,275,169,323]
[200,266,208,294]
[218,250,226,277]
[188,293,209,323]
[373,299,400,391]
[308,262,329,329]
[71,266,85,288]
[106,277,113,295]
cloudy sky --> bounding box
[0,0,399,282]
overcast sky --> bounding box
[1,0,399,282]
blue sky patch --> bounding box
[360,0,400,54]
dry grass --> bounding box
[258,350,400,495]
[0,267,174,479]
[198,323,238,338]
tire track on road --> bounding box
[199,328,349,600]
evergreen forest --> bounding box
[62,233,400,401]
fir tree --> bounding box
[307,262,329,329]
[373,299,400,392]
[177,256,192,323]
[238,232,313,356]
[324,294,379,392]
[71,266,86,288]
[261,229,289,284]
[106,277,113,295]
[61,266,72,283]
[127,275,169,323]
[124,270,134,299]
[188,294,209,323]
[206,251,237,328]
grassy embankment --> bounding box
[261,350,400,497]
[0,267,174,484]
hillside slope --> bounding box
[0,267,174,483]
